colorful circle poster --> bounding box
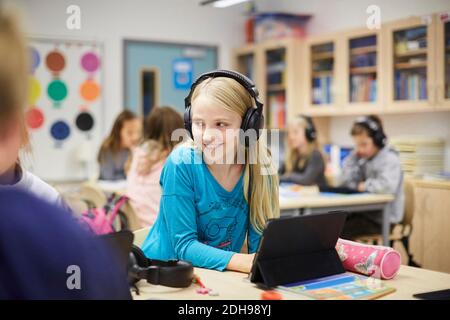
[25,38,103,181]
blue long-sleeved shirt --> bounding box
[141,146,261,271]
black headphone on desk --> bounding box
[354,116,387,148]
[184,70,264,147]
[297,115,317,142]
[128,245,194,289]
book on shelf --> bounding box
[312,76,332,104]
[350,75,377,102]
[269,93,286,128]
[395,71,427,100]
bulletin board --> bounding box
[23,37,104,182]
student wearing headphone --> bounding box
[279,115,327,186]
[340,115,404,239]
[141,70,280,273]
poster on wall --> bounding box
[173,58,193,90]
[24,37,104,182]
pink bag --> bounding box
[80,195,129,235]
[336,238,401,280]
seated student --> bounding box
[0,7,63,208]
[340,115,404,239]
[279,115,327,186]
[126,106,184,228]
[97,110,142,181]
[141,71,280,273]
[0,189,131,299]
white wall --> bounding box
[255,0,450,170]
[256,0,450,35]
[12,0,247,134]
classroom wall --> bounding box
[12,0,246,135]
[256,0,450,36]
[256,0,450,170]
[8,0,450,176]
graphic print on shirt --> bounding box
[199,197,247,217]
[201,216,238,251]
[197,195,247,251]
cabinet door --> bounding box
[383,16,437,112]
[341,28,384,114]
[435,12,450,109]
[303,34,344,116]
[412,187,450,273]
[234,50,256,81]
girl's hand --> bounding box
[226,253,256,273]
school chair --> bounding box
[119,201,142,232]
[133,227,151,248]
[79,181,108,209]
[60,191,90,216]
[355,178,415,265]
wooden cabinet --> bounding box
[409,180,450,273]
[383,16,437,113]
[233,38,302,129]
[341,28,384,114]
[302,34,343,116]
[435,12,450,109]
[233,12,450,117]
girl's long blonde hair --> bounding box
[284,116,319,174]
[191,77,280,233]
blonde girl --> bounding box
[141,70,279,273]
[280,115,327,186]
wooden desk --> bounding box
[280,193,394,211]
[280,193,394,246]
[133,265,450,300]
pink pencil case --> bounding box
[335,238,401,280]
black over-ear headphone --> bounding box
[354,116,387,148]
[128,245,193,289]
[298,115,317,142]
[184,70,264,147]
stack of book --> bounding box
[390,136,445,175]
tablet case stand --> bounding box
[251,248,345,289]
[250,211,348,289]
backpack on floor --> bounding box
[80,194,129,235]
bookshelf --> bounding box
[384,16,436,110]
[302,34,343,117]
[265,47,287,129]
[339,27,383,115]
[232,38,302,130]
[436,13,450,109]
[311,42,334,105]
[233,13,450,118]
[234,44,256,81]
